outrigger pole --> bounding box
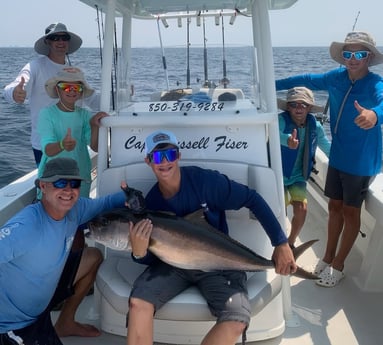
[157,17,170,91]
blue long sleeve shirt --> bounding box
[0,191,125,333]
[276,68,383,176]
[133,166,287,265]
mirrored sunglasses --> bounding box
[52,179,81,189]
[288,102,309,109]
[56,82,83,93]
[47,34,71,42]
[148,148,179,164]
[342,50,370,60]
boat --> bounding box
[1,1,383,344]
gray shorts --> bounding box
[324,166,373,207]
[130,261,251,325]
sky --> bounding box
[0,0,382,48]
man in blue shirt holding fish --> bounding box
[126,130,296,345]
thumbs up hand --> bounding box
[287,128,299,149]
[354,100,377,129]
[13,76,27,104]
[61,128,77,152]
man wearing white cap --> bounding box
[126,130,296,345]
[3,23,98,166]
[276,31,383,287]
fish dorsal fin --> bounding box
[183,209,219,233]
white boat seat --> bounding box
[96,253,281,321]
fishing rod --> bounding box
[110,20,118,111]
[220,13,229,88]
[95,4,103,65]
[202,14,209,87]
[186,15,191,88]
[157,17,170,91]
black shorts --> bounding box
[129,261,251,325]
[324,166,373,207]
[0,311,62,345]
[46,249,83,311]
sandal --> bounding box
[316,266,345,287]
[312,259,329,275]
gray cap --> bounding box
[35,158,83,187]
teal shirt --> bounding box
[279,114,330,186]
[37,104,92,197]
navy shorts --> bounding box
[324,166,372,208]
[129,261,251,325]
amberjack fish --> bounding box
[87,206,318,279]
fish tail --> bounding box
[292,239,320,280]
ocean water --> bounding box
[1,46,382,188]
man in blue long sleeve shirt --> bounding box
[126,130,296,345]
[0,158,126,344]
[276,31,383,287]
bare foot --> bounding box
[55,321,101,337]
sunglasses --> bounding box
[52,179,81,189]
[288,102,309,109]
[56,82,83,93]
[148,148,179,164]
[342,50,370,60]
[47,34,71,42]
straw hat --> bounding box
[45,67,94,98]
[277,87,324,113]
[34,22,82,55]
[329,31,383,66]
